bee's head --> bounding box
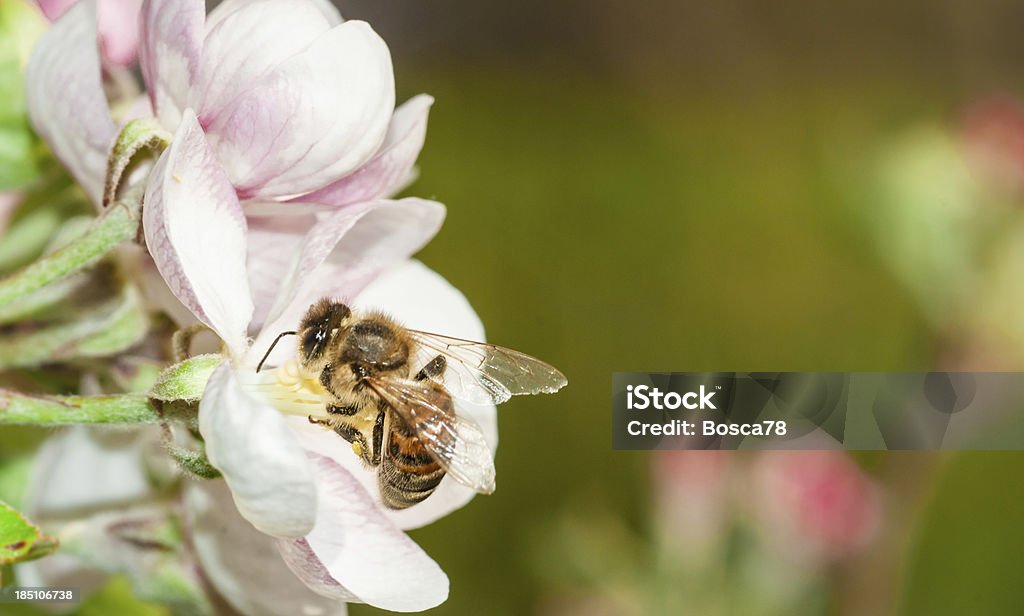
[339,314,409,376]
[297,299,353,369]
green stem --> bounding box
[0,390,163,425]
[0,186,143,307]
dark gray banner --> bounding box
[612,372,1024,450]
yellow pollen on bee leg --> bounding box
[352,442,364,458]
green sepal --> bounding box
[149,355,224,403]
[165,444,221,480]
[103,119,171,208]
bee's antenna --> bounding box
[256,331,297,373]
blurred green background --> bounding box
[343,1,1024,614]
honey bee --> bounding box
[257,299,567,509]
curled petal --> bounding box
[201,19,394,198]
[143,109,253,356]
[198,363,317,538]
[139,0,203,128]
[249,200,445,365]
[26,0,117,205]
[292,261,497,531]
[291,95,434,208]
[276,453,448,612]
[184,479,347,616]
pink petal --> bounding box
[143,109,253,355]
[275,453,448,612]
[199,363,318,538]
[249,199,445,365]
[97,0,143,66]
[200,19,394,199]
[184,479,347,616]
[289,261,498,531]
[139,0,203,128]
[26,0,117,206]
[293,95,434,207]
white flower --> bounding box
[139,101,496,611]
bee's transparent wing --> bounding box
[367,377,496,494]
[408,330,567,406]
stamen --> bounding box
[246,359,329,418]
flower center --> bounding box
[251,359,329,418]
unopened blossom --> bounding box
[750,451,882,565]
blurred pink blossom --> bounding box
[34,0,142,66]
[751,451,882,565]
[963,97,1024,195]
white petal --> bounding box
[276,453,448,612]
[196,0,330,115]
[139,0,204,128]
[26,426,157,516]
[248,200,444,366]
[295,95,434,207]
[201,20,394,198]
[199,362,317,538]
[184,479,347,616]
[25,0,116,206]
[143,109,253,356]
[290,261,498,530]
[18,426,162,595]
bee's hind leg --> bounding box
[415,355,447,381]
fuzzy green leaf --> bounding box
[0,285,148,369]
[0,185,143,308]
[0,500,56,565]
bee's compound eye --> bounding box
[351,363,369,379]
